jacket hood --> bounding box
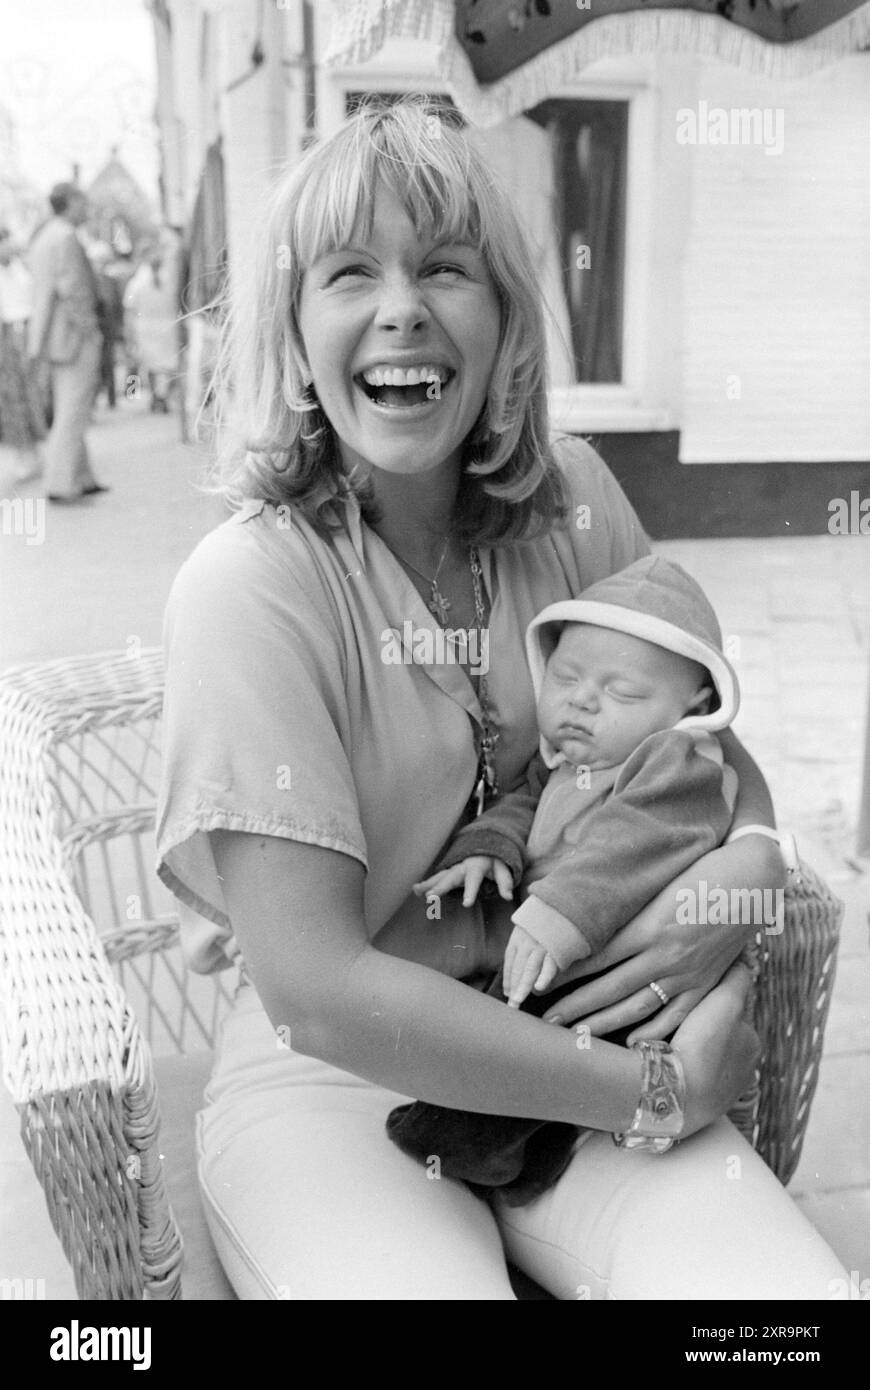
[525,555,740,768]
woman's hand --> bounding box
[672,961,760,1138]
[541,836,785,1042]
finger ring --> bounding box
[648,980,670,1006]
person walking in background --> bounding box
[0,227,46,482]
[123,236,180,414]
[91,241,126,409]
[26,183,108,502]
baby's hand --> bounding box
[503,925,559,1009]
[413,856,514,909]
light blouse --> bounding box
[155,435,650,975]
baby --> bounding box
[387,555,741,1202]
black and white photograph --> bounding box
[1,0,869,1333]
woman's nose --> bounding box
[373,274,431,333]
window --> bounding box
[525,98,628,385]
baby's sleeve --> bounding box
[433,752,551,886]
[155,519,367,952]
[511,729,735,967]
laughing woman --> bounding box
[156,98,845,1300]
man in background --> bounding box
[26,183,108,502]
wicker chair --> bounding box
[0,649,845,1300]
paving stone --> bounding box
[789,1053,870,1194]
[770,577,850,622]
[777,659,867,692]
[726,633,778,668]
[833,878,870,956]
[823,946,870,1056]
[774,622,863,661]
[783,721,863,764]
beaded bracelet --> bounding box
[612,1039,686,1154]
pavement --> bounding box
[1,394,868,1296]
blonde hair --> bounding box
[207,95,567,545]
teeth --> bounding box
[361,365,449,388]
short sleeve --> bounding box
[552,433,652,578]
[155,510,367,961]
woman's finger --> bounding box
[569,987,671,1039]
[625,990,701,1045]
[543,956,679,1023]
[672,961,753,1051]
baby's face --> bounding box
[537,624,711,770]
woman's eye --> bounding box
[328,265,369,283]
[425,263,467,278]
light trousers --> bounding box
[196,978,847,1301]
[43,333,100,497]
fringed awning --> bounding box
[325,0,870,126]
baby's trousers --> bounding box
[196,977,846,1301]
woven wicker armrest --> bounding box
[0,655,182,1300]
[751,856,843,1186]
[727,856,843,1185]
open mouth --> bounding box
[354,365,455,409]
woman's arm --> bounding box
[210,830,756,1136]
[719,728,776,833]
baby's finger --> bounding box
[492,861,515,901]
[462,862,487,907]
[412,867,461,896]
[534,956,558,994]
[412,874,441,895]
[502,938,519,998]
[508,954,541,1009]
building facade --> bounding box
[147,0,870,535]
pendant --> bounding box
[427,585,451,624]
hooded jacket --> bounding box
[437,556,740,968]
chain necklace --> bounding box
[390,536,452,622]
[469,546,500,816]
[388,533,499,815]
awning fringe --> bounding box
[325,0,870,128]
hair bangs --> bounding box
[290,108,483,273]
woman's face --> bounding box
[297,183,501,480]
